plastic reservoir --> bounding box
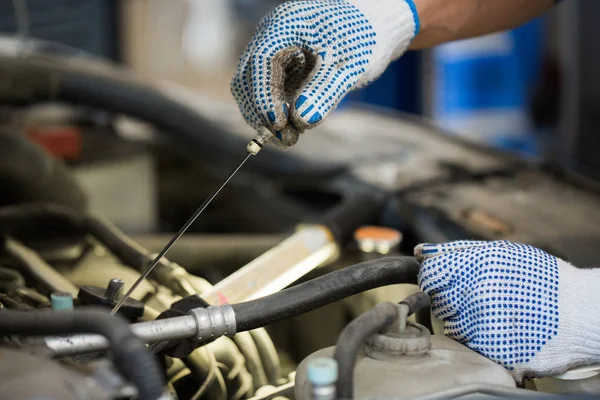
[295,327,515,399]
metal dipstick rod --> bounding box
[110,131,272,315]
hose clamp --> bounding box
[189,305,237,342]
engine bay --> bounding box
[1,48,600,400]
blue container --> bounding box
[431,18,546,156]
[340,51,421,114]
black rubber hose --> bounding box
[0,308,165,400]
[232,257,419,332]
[401,292,433,332]
[0,129,87,210]
[334,302,399,400]
[415,306,434,333]
[0,55,332,177]
[317,192,380,247]
[399,292,431,316]
[0,203,157,271]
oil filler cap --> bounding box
[365,322,431,359]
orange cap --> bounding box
[354,226,403,254]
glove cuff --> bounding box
[347,0,420,85]
[522,261,600,380]
[555,263,600,362]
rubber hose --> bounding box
[206,337,253,400]
[415,306,434,333]
[0,129,87,210]
[184,347,227,400]
[0,204,158,271]
[4,237,79,296]
[0,55,331,177]
[232,257,419,332]
[249,328,283,385]
[334,302,399,400]
[233,332,269,392]
[0,266,25,291]
[400,292,433,332]
[399,292,431,316]
[0,308,165,400]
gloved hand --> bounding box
[231,0,420,146]
[416,240,600,381]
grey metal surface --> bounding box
[45,314,198,356]
[189,305,237,341]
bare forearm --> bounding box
[409,0,555,49]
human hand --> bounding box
[416,240,600,381]
[231,0,420,146]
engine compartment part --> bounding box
[201,225,338,305]
[0,53,328,178]
[0,202,287,400]
[44,309,226,356]
[0,308,166,400]
[5,42,600,400]
[45,257,419,356]
[0,347,126,400]
[333,292,431,399]
[0,128,87,210]
[334,302,400,399]
[231,257,419,332]
[78,282,145,319]
[296,303,516,400]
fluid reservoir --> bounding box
[295,321,516,399]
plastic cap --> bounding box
[51,292,73,311]
[307,358,338,386]
[247,140,262,155]
[354,226,403,254]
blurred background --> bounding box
[0,0,560,152]
[0,0,596,249]
[0,0,562,152]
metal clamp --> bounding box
[188,304,236,342]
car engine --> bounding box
[1,44,600,400]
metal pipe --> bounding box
[45,304,236,356]
[45,314,198,356]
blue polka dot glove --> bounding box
[231,0,420,146]
[416,240,600,381]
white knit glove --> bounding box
[416,240,600,382]
[231,0,420,146]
